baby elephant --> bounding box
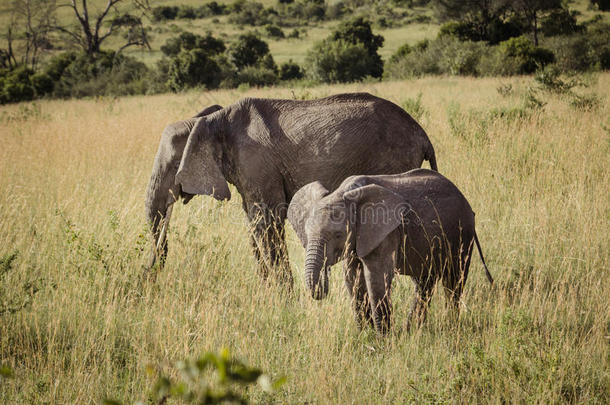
[288,169,493,333]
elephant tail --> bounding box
[425,141,438,172]
[474,230,494,285]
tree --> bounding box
[161,32,225,57]
[0,0,56,70]
[229,32,272,70]
[306,39,375,83]
[433,0,518,43]
[167,48,222,91]
[590,0,610,11]
[54,0,150,56]
[511,0,562,45]
[331,17,384,78]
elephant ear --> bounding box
[343,184,407,258]
[287,182,329,248]
[175,117,231,201]
[193,104,223,118]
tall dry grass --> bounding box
[0,75,608,403]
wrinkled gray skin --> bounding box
[147,93,438,285]
[287,169,493,333]
[145,104,223,270]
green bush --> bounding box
[176,6,197,19]
[401,92,427,122]
[541,8,584,37]
[306,40,375,83]
[104,349,284,405]
[280,0,326,22]
[306,17,384,83]
[228,1,276,26]
[41,51,150,98]
[543,35,595,72]
[496,36,555,74]
[438,16,524,44]
[203,1,228,16]
[437,38,489,76]
[236,66,278,87]
[386,37,489,78]
[279,60,304,80]
[167,49,223,91]
[264,24,285,39]
[44,52,78,81]
[31,72,54,97]
[0,66,35,104]
[152,6,178,22]
[229,33,273,70]
[331,17,384,78]
[161,32,225,57]
[586,21,610,70]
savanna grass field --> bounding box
[1,75,609,403]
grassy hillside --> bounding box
[0,74,608,403]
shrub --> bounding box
[264,24,285,38]
[236,65,278,87]
[306,17,384,83]
[587,21,610,70]
[204,1,228,16]
[30,72,54,97]
[103,349,284,405]
[306,40,375,83]
[541,8,584,37]
[438,16,524,44]
[0,66,35,104]
[543,35,595,72]
[590,0,610,11]
[40,51,151,98]
[282,0,326,21]
[438,21,479,41]
[401,92,427,122]
[44,52,78,81]
[279,60,304,80]
[331,17,384,78]
[161,32,225,57]
[176,6,197,19]
[228,1,276,26]
[151,6,178,22]
[385,39,441,78]
[386,37,489,78]
[437,38,489,76]
[496,36,555,74]
[569,93,601,111]
[167,49,222,91]
[229,33,273,69]
[534,65,580,93]
[327,1,346,19]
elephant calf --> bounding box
[287,168,494,333]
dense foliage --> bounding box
[306,18,384,83]
[0,0,608,103]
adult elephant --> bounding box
[146,93,438,286]
[145,104,223,270]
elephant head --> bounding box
[288,180,408,299]
[145,104,223,270]
[174,114,231,201]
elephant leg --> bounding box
[344,256,373,329]
[245,200,293,289]
[406,273,437,331]
[362,259,395,334]
[442,240,473,316]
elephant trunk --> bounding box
[144,158,176,271]
[304,238,329,300]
